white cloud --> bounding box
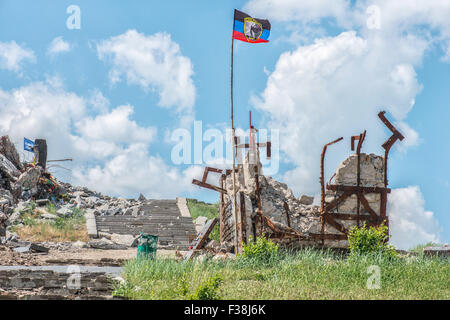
[47,37,71,57]
[244,0,351,25]
[96,30,196,115]
[388,186,441,250]
[252,31,422,194]
[0,80,198,198]
[75,105,156,144]
[0,41,35,73]
[72,144,203,199]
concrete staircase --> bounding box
[95,199,196,250]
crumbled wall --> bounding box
[221,152,386,248]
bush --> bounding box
[240,234,280,263]
[347,222,397,258]
[183,274,223,300]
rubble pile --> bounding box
[0,135,157,246]
[220,150,386,248]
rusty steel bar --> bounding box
[219,174,226,243]
[283,201,291,228]
[320,137,344,214]
[320,136,343,245]
[326,185,391,193]
[378,111,404,187]
[355,131,366,227]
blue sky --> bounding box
[0,0,449,248]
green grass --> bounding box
[113,248,450,300]
[186,198,220,242]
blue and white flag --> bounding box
[24,138,34,152]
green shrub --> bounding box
[348,222,397,258]
[240,235,280,263]
[185,274,223,300]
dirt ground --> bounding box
[0,245,184,266]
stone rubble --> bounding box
[0,135,160,249]
[220,150,387,248]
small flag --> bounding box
[24,138,34,152]
[233,9,271,43]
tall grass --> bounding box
[13,203,88,242]
[114,248,449,300]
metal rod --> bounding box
[230,36,240,254]
[47,158,73,163]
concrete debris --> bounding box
[220,150,387,249]
[138,193,146,201]
[0,136,23,171]
[423,245,449,258]
[194,216,208,233]
[88,238,129,250]
[14,167,42,191]
[298,195,314,205]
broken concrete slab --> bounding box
[14,167,42,191]
[85,209,98,238]
[0,136,23,171]
[30,243,49,253]
[88,238,128,250]
[299,195,314,205]
[0,154,21,181]
[41,213,58,220]
[110,233,137,247]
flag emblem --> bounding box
[24,137,34,152]
[244,17,263,41]
[233,9,270,43]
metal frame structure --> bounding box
[311,111,403,243]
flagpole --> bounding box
[230,35,240,254]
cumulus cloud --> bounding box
[388,186,441,250]
[96,30,196,115]
[252,31,422,194]
[47,37,71,57]
[244,0,351,25]
[0,80,198,198]
[0,41,35,73]
[245,0,449,246]
[72,144,203,199]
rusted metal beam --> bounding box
[192,166,226,194]
[219,174,226,243]
[239,192,247,246]
[192,179,226,194]
[378,111,404,187]
[320,136,343,245]
[358,193,380,221]
[184,218,218,261]
[329,213,375,221]
[326,184,391,194]
[324,191,352,212]
[283,201,291,228]
[324,214,348,235]
[309,233,348,241]
[320,137,344,215]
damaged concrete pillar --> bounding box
[34,139,47,170]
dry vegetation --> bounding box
[11,202,88,242]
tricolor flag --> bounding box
[233,9,271,43]
[24,137,34,152]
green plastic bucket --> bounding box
[137,233,158,260]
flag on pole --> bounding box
[24,137,34,152]
[233,9,271,43]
